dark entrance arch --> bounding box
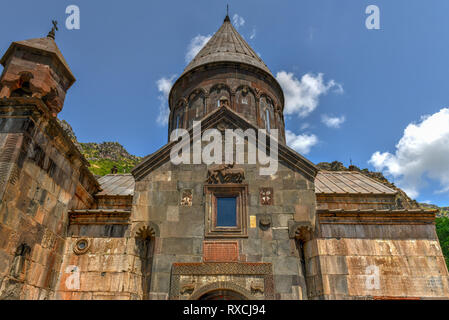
[199,289,247,300]
[189,281,253,300]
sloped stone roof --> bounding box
[95,170,398,197]
[182,16,272,77]
[315,171,397,195]
[97,174,135,196]
[131,106,318,182]
[0,37,76,85]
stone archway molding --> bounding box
[133,221,160,239]
[190,281,253,300]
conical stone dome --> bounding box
[182,15,273,77]
[169,15,286,144]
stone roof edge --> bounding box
[132,106,318,182]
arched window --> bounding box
[209,85,230,111]
[265,108,271,133]
[189,91,206,121]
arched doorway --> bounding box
[199,289,247,300]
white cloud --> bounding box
[185,34,212,63]
[276,71,343,118]
[286,130,318,155]
[369,108,449,198]
[233,14,245,29]
[249,28,257,40]
[321,114,346,128]
[156,75,177,126]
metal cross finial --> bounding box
[224,4,230,22]
[47,20,59,39]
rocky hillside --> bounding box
[420,203,449,217]
[58,119,142,176]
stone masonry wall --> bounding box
[304,219,449,299]
[54,236,143,300]
[132,140,316,300]
[0,99,98,299]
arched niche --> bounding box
[235,86,257,125]
[208,84,231,112]
[133,222,159,300]
[259,95,274,131]
[188,89,206,126]
[172,100,186,133]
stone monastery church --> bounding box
[0,14,448,300]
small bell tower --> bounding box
[0,20,76,116]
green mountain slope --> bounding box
[58,119,142,176]
[79,142,142,176]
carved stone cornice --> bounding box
[69,209,131,225]
[317,208,437,225]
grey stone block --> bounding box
[161,238,194,255]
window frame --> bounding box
[204,184,248,238]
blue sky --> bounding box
[1,0,449,206]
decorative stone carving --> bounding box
[180,283,196,295]
[170,263,274,300]
[219,96,229,108]
[260,188,273,205]
[180,189,193,206]
[216,121,232,132]
[134,222,160,239]
[259,215,272,230]
[206,163,245,184]
[250,282,264,294]
[190,282,253,300]
[288,220,313,242]
[73,238,90,255]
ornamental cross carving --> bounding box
[260,188,273,205]
[181,190,193,206]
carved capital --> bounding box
[288,220,313,242]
